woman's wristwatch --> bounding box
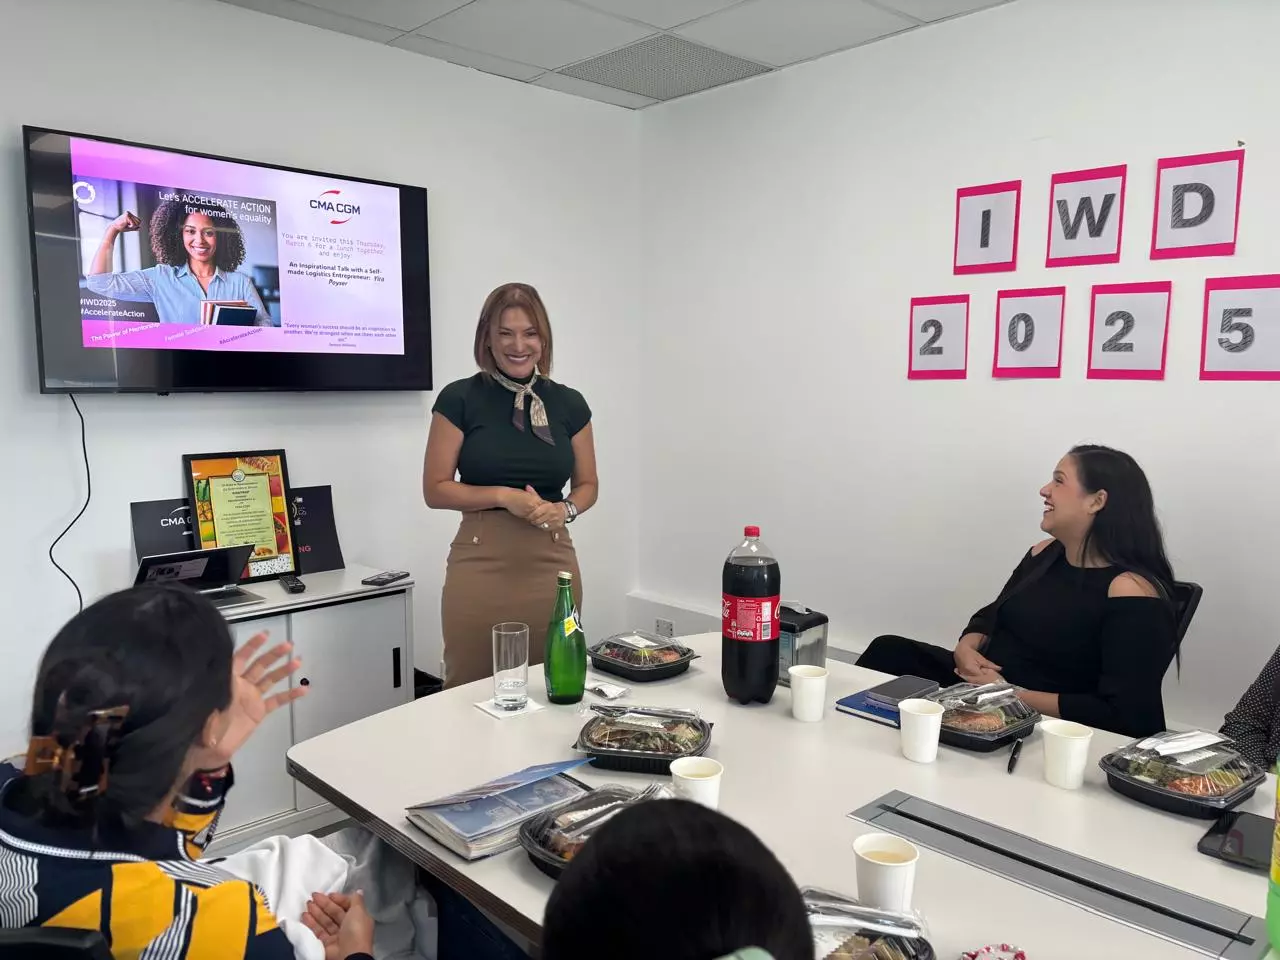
[564,500,579,523]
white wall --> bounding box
[0,0,641,752]
[637,0,1280,731]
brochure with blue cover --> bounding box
[406,759,590,859]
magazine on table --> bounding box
[405,759,591,860]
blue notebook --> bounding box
[835,690,901,727]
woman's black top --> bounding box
[432,373,591,503]
[965,543,1177,738]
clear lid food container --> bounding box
[1099,730,1266,818]
[574,704,711,774]
[926,683,1040,752]
[803,887,935,960]
[518,782,674,879]
[588,631,698,682]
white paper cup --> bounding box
[898,698,944,764]
[853,833,919,912]
[788,665,829,722]
[670,757,723,810]
[1041,718,1094,790]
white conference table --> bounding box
[287,634,1275,958]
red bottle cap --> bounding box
[744,525,760,538]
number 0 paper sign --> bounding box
[993,287,1065,379]
[1087,281,1172,380]
[1201,275,1280,380]
[908,295,968,380]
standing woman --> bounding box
[424,283,598,688]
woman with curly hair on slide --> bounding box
[86,198,272,326]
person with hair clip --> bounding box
[0,584,373,959]
[541,799,812,960]
[424,282,598,687]
[858,445,1178,738]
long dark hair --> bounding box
[542,799,812,960]
[15,585,233,831]
[1071,444,1175,605]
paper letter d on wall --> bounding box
[1150,149,1244,260]
[954,180,1020,274]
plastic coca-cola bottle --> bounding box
[722,525,781,705]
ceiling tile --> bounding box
[217,0,406,41]
[391,33,545,79]
[570,0,745,30]
[872,0,1010,22]
[416,0,655,70]
[562,34,768,101]
[676,0,914,67]
[533,72,656,109]
[299,0,473,32]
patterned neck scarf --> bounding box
[490,368,554,445]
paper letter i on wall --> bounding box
[1150,149,1244,260]
[954,180,1021,274]
[1046,165,1127,268]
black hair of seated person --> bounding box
[10,584,233,831]
[541,799,812,960]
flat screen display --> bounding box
[24,126,431,392]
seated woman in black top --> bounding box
[858,445,1178,738]
[1219,646,1280,769]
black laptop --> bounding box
[134,545,264,611]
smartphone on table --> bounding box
[1197,810,1274,873]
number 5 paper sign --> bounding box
[908,295,969,380]
[993,287,1065,379]
[1087,281,1172,380]
[1201,275,1280,380]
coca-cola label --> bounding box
[722,594,781,643]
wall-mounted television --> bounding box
[23,126,431,393]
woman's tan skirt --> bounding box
[441,509,583,689]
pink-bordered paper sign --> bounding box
[1150,149,1244,260]
[954,180,1021,275]
[1045,164,1127,268]
[908,294,969,380]
[1086,281,1171,381]
[1200,274,1280,381]
[992,286,1065,379]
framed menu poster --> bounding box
[183,449,298,581]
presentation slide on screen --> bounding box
[69,137,404,355]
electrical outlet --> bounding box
[655,618,675,639]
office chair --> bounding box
[1171,580,1203,645]
[0,927,112,959]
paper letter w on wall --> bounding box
[954,180,1020,274]
[1046,165,1126,268]
[1150,149,1244,260]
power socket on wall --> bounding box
[655,618,675,639]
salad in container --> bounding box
[1099,730,1265,818]
[926,682,1040,752]
[588,631,698,682]
[804,887,935,960]
[573,704,711,774]
[518,782,673,879]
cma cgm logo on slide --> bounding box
[310,189,360,225]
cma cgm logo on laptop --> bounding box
[310,189,361,225]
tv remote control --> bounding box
[279,575,306,594]
[362,570,410,587]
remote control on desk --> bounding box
[279,575,306,594]
[362,570,410,587]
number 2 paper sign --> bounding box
[1201,275,1280,380]
[908,295,969,380]
[1087,281,1172,380]
[992,287,1065,379]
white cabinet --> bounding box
[220,615,295,832]
[290,594,408,810]
[209,569,415,850]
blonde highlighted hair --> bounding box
[473,283,554,377]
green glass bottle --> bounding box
[545,571,586,705]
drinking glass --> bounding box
[492,622,529,710]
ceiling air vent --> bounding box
[558,33,770,102]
